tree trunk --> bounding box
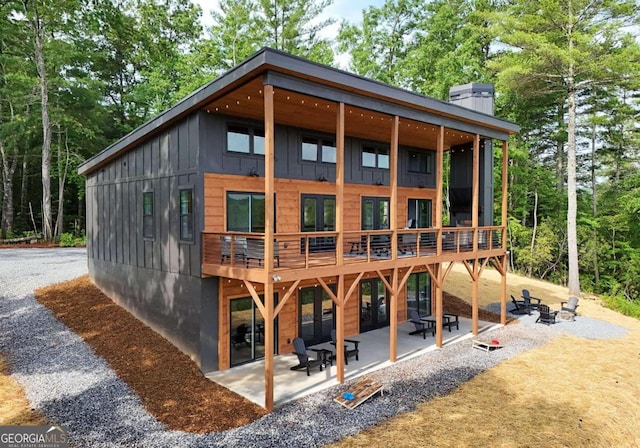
[0,140,18,239]
[591,121,599,284]
[556,105,565,192]
[31,2,53,240]
[529,188,538,277]
[566,34,581,296]
[54,125,69,238]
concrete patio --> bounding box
[206,316,501,407]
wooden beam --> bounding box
[472,258,479,335]
[390,268,398,362]
[436,127,444,255]
[442,261,455,283]
[273,279,301,318]
[472,134,480,251]
[263,282,275,411]
[398,265,415,292]
[435,263,443,347]
[375,270,392,294]
[501,255,507,325]
[243,280,265,317]
[264,84,275,281]
[317,276,339,305]
[390,116,399,260]
[478,256,491,279]
[344,272,365,305]
[336,103,345,266]
[424,263,441,289]
[461,259,476,280]
[336,274,345,383]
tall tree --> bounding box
[489,0,640,296]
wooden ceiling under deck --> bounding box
[203,78,480,150]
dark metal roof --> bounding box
[78,47,519,175]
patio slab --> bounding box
[206,317,500,407]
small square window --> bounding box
[321,141,336,163]
[253,129,265,155]
[302,139,318,161]
[227,126,250,153]
[362,148,377,167]
[378,150,389,169]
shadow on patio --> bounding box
[206,316,500,407]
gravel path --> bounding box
[0,249,629,447]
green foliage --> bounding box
[601,294,640,320]
[59,232,86,247]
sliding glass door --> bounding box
[230,295,278,367]
[299,286,335,346]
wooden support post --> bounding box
[501,140,509,325]
[263,84,275,411]
[336,274,345,383]
[390,268,398,362]
[263,282,274,411]
[336,103,345,266]
[390,116,399,260]
[435,263,443,347]
[472,259,479,335]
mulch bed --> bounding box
[35,276,267,433]
[34,276,506,434]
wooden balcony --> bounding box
[202,226,505,282]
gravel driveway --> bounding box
[0,249,628,448]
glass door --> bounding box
[406,272,431,317]
[302,194,336,252]
[230,295,277,367]
[359,278,389,332]
[299,286,335,346]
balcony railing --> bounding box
[202,226,504,271]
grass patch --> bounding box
[601,294,640,319]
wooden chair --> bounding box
[408,310,434,339]
[521,289,542,311]
[561,296,579,318]
[510,295,531,315]
[330,329,360,365]
[536,304,558,325]
[290,337,324,376]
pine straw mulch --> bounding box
[35,276,267,433]
[34,275,505,434]
[0,359,46,426]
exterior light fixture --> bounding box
[248,167,259,177]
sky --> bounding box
[192,0,385,32]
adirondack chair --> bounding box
[290,337,324,376]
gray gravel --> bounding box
[0,249,629,447]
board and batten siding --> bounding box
[85,113,219,371]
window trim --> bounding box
[179,186,195,243]
[226,123,265,156]
[300,135,336,165]
[361,145,389,170]
[408,151,434,175]
[142,190,155,240]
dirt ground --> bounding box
[31,274,499,433]
[35,276,267,433]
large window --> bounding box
[227,125,265,155]
[301,136,336,163]
[142,191,154,239]
[408,151,434,174]
[230,295,278,366]
[408,199,432,228]
[180,188,193,241]
[227,192,266,233]
[406,272,431,317]
[362,146,389,169]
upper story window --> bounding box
[408,151,434,174]
[301,136,336,164]
[227,125,265,155]
[180,188,194,241]
[227,192,266,233]
[142,191,154,239]
[362,146,389,169]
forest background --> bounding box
[1,0,639,306]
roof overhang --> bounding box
[79,47,519,176]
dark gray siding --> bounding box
[85,113,218,370]
[198,112,435,188]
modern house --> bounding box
[78,48,518,410]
